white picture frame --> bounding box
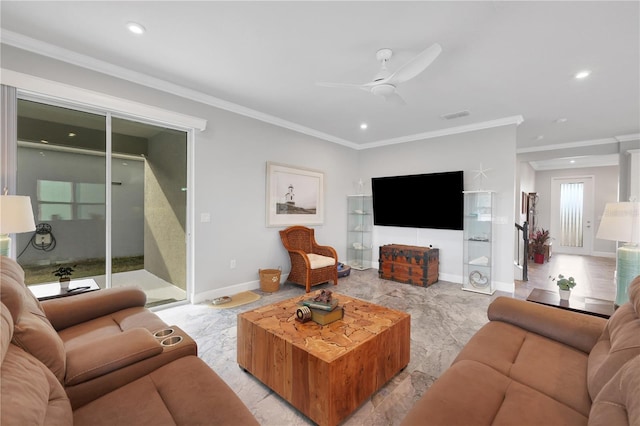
[266,162,324,227]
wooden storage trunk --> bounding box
[379,244,439,286]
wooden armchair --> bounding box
[279,226,338,293]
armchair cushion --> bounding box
[307,253,336,269]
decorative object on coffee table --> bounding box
[53,264,76,290]
[550,273,576,300]
[530,227,550,264]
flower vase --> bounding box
[559,289,571,300]
[59,278,70,290]
[534,253,545,264]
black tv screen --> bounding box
[372,171,464,230]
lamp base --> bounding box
[615,244,640,307]
[0,234,10,257]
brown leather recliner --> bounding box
[0,256,258,425]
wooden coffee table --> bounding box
[237,292,411,426]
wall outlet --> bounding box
[35,234,52,245]
[230,259,236,269]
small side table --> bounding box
[526,288,614,319]
[28,278,100,301]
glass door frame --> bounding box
[12,90,194,305]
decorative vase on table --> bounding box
[559,289,571,300]
[59,278,70,290]
[550,274,576,302]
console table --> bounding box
[28,278,100,301]
[526,288,614,319]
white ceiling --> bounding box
[1,1,638,165]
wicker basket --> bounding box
[259,268,281,292]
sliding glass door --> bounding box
[110,117,187,306]
[15,98,187,307]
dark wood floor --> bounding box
[514,253,616,301]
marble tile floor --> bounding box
[155,254,616,425]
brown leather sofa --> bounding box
[0,256,258,425]
[402,275,640,426]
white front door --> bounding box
[550,176,594,255]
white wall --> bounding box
[359,125,518,292]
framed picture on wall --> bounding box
[266,162,324,227]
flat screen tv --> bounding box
[372,171,463,230]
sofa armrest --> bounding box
[488,296,607,353]
[42,287,147,331]
[65,328,162,386]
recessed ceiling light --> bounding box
[127,22,146,35]
[360,123,368,130]
[555,118,568,124]
[68,132,76,137]
[574,70,591,79]
[40,139,49,144]
[535,135,544,141]
[570,160,576,164]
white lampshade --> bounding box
[596,201,640,307]
[596,202,640,244]
[0,195,36,234]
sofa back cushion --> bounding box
[587,275,640,400]
[1,301,73,425]
[588,355,640,426]
[0,257,66,383]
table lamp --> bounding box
[0,195,36,257]
[596,202,640,307]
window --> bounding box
[37,179,105,220]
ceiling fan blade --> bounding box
[315,81,369,91]
[382,92,407,106]
[388,43,442,85]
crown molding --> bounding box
[516,137,619,154]
[616,133,640,142]
[1,29,357,148]
[359,115,524,150]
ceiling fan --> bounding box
[317,43,442,106]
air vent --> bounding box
[440,110,470,120]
